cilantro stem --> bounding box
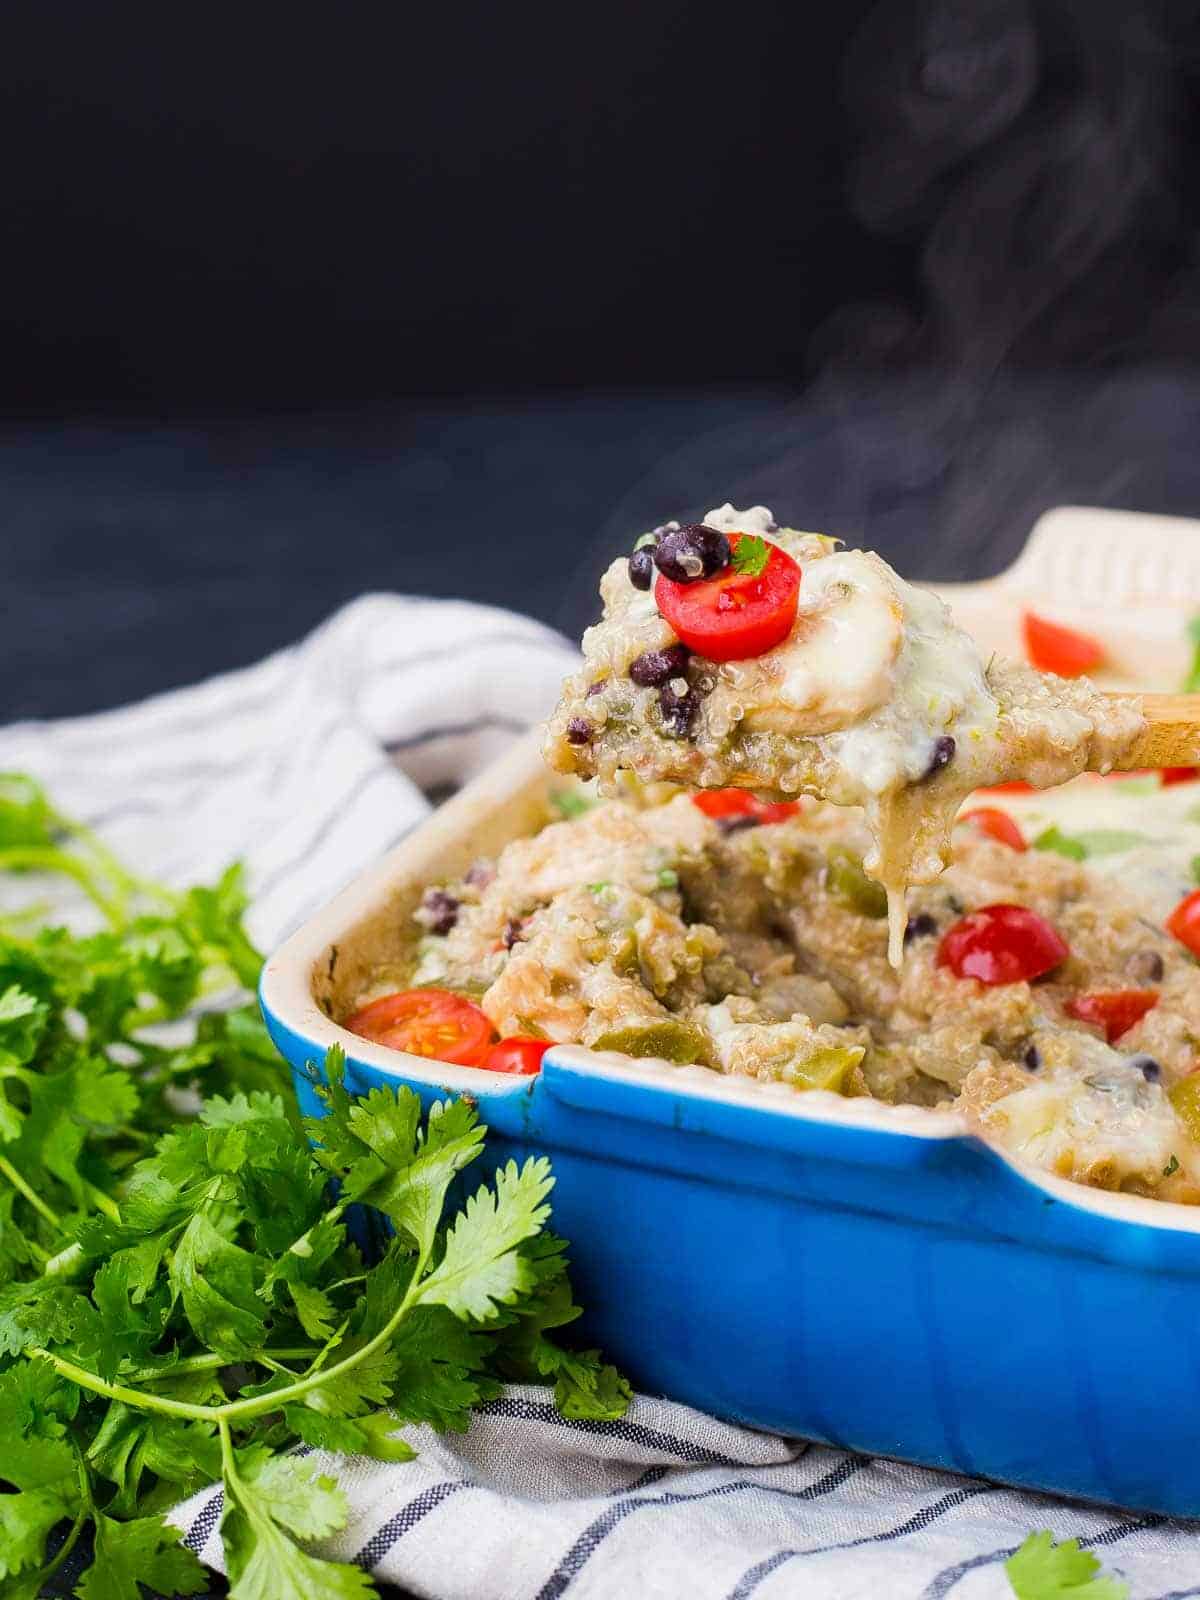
[83,1179,120,1222]
[0,846,124,925]
[0,1153,62,1229]
[34,1246,429,1425]
[31,1444,92,1591]
[124,1346,318,1383]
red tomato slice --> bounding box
[656,531,800,662]
[482,1037,550,1075]
[1022,612,1105,677]
[1162,767,1200,786]
[344,989,495,1065]
[959,807,1027,852]
[975,781,1036,795]
[691,789,801,825]
[938,903,1069,986]
[1167,889,1200,958]
[1064,988,1159,1043]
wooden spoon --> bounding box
[1113,694,1200,769]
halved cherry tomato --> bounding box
[938,903,1069,986]
[345,989,495,1065]
[1167,889,1200,958]
[1022,612,1105,677]
[959,807,1027,852]
[656,531,801,662]
[1162,767,1200,786]
[482,1037,550,1075]
[1064,988,1159,1043]
[691,789,801,825]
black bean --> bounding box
[718,815,760,835]
[585,678,608,698]
[1023,1044,1041,1071]
[1130,1054,1161,1083]
[566,717,593,745]
[653,523,731,584]
[416,888,459,935]
[464,861,494,888]
[502,917,527,950]
[629,642,690,687]
[628,548,655,590]
[652,520,681,538]
[904,912,938,944]
[922,735,956,780]
[1127,949,1165,983]
[658,681,700,737]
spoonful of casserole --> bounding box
[543,505,1189,965]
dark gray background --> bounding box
[7,368,1200,725]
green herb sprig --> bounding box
[730,535,770,578]
[0,775,629,1598]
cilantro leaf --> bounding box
[283,1407,416,1463]
[351,1091,486,1257]
[730,534,770,577]
[418,1157,554,1320]
[0,985,47,1073]
[169,1213,268,1358]
[1005,1531,1129,1599]
[77,1512,207,1600]
[0,1485,76,1582]
[221,1445,374,1600]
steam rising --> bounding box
[571,0,1200,625]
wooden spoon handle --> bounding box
[1114,693,1200,769]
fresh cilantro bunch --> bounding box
[0,773,629,1599]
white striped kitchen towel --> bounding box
[4,593,1200,1600]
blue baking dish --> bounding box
[258,728,1200,1518]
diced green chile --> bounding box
[591,1020,707,1064]
[826,848,888,919]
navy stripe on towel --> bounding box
[182,1489,224,1553]
[730,1483,995,1600]
[475,1396,776,1469]
[536,1455,868,1600]
[355,1478,472,1568]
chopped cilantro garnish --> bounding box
[730,534,770,578]
[1033,826,1149,861]
[633,531,659,551]
[1164,1154,1181,1177]
[657,867,679,888]
[1032,826,1087,862]
[550,787,596,820]
[1192,857,1200,886]
[0,776,629,1599]
[1005,1530,1128,1599]
[1184,616,1200,693]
